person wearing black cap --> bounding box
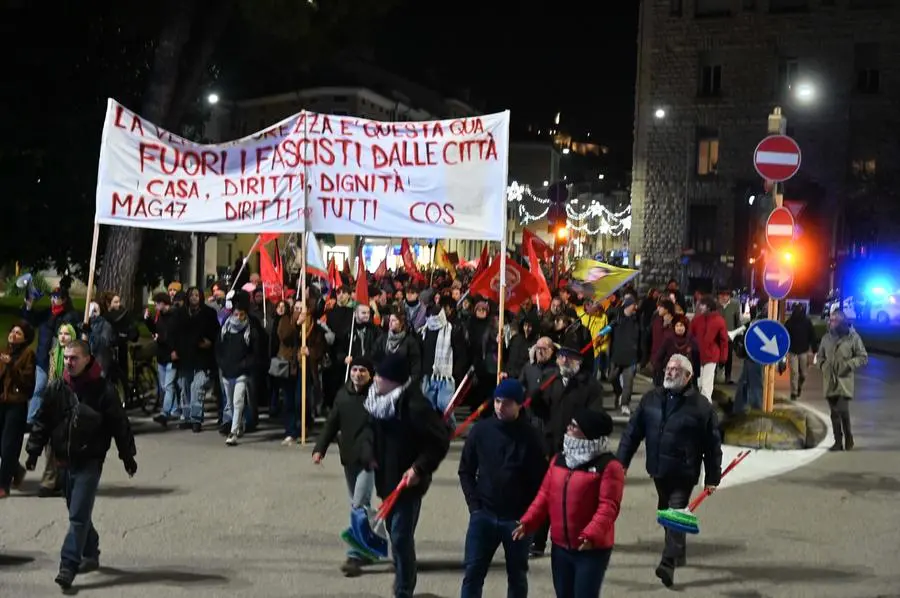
[514,407,624,597]
[365,352,450,598]
[0,321,37,498]
[313,356,377,576]
[23,286,79,427]
[458,379,545,598]
[215,290,261,446]
[617,353,723,588]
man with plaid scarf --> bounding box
[420,302,468,425]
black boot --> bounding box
[655,558,675,587]
[830,409,843,451]
[55,567,76,589]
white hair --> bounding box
[667,353,693,377]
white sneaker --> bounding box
[620,405,632,417]
[225,434,238,446]
[281,436,296,446]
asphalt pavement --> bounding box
[2,356,900,597]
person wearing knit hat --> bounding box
[313,350,378,577]
[458,378,545,597]
[514,406,624,597]
[0,321,38,498]
[215,289,261,445]
[608,289,642,418]
[617,353,723,588]
[364,351,450,596]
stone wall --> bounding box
[631,0,900,288]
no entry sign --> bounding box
[754,135,801,182]
[766,207,795,251]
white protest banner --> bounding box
[95,99,509,239]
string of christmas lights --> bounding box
[506,181,631,236]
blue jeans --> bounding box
[27,365,49,424]
[733,359,763,413]
[180,369,211,423]
[550,545,612,598]
[157,363,178,418]
[60,460,103,571]
[387,493,422,598]
[461,510,531,598]
[421,376,455,427]
[221,375,250,435]
[344,466,375,559]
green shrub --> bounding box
[4,271,52,298]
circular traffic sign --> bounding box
[754,135,801,182]
[765,207,795,252]
[745,319,791,365]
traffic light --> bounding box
[780,250,794,264]
[555,225,569,245]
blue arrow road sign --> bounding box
[763,262,794,300]
[745,319,791,365]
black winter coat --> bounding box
[146,310,179,365]
[26,359,136,466]
[531,368,604,456]
[610,313,643,366]
[372,331,423,382]
[617,386,722,486]
[370,384,450,499]
[458,414,546,520]
[174,304,220,371]
[313,381,374,468]
[421,325,469,384]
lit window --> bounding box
[697,135,719,176]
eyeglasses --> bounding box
[664,366,685,373]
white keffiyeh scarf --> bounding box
[562,434,611,469]
[424,311,453,379]
[364,380,410,420]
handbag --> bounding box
[268,356,291,378]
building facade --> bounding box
[631,0,900,293]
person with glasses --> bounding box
[616,354,722,589]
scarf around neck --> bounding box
[386,329,407,353]
[364,380,410,420]
[563,434,611,469]
[424,311,453,379]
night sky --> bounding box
[373,1,639,158]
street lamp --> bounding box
[794,82,815,104]
[654,108,666,119]
[207,93,220,105]
[748,194,756,206]
[598,174,605,180]
[562,148,571,155]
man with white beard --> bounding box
[616,354,722,589]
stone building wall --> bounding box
[631,0,900,289]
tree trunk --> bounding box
[96,1,198,308]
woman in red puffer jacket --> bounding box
[513,408,624,597]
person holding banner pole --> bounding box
[229,236,262,294]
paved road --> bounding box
[2,356,900,597]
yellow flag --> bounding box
[435,241,456,279]
[571,259,639,300]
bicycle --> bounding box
[118,342,160,415]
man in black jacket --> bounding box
[609,295,642,417]
[366,353,450,598]
[784,303,816,400]
[459,379,545,598]
[175,287,220,432]
[25,340,137,590]
[617,354,723,589]
[312,356,376,577]
[147,292,180,427]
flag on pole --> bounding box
[472,244,489,280]
[469,258,540,311]
[306,234,328,280]
[524,233,551,311]
[434,241,456,279]
[570,259,639,300]
[355,244,369,305]
[259,244,286,302]
[522,228,552,263]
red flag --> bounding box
[355,245,369,305]
[522,228,552,263]
[374,257,388,280]
[469,258,540,311]
[472,245,490,280]
[258,232,279,248]
[342,256,351,279]
[525,236,552,311]
[259,244,284,303]
[400,239,425,283]
[327,256,341,292]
